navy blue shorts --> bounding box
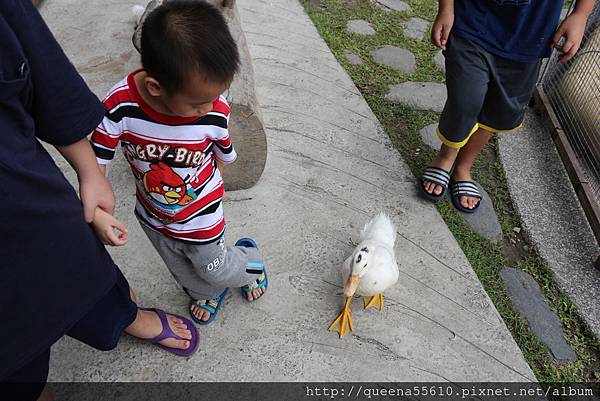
[1,269,137,401]
[438,33,541,148]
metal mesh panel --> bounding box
[541,3,600,203]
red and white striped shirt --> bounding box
[91,70,236,243]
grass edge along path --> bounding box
[302,0,600,384]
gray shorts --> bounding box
[438,33,542,148]
[140,222,264,300]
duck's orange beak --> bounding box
[343,274,360,297]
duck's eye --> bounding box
[356,254,362,263]
[361,247,369,253]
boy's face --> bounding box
[161,72,230,118]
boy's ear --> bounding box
[144,76,163,97]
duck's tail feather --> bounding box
[131,5,146,25]
[360,212,396,247]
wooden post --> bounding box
[132,0,267,191]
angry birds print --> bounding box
[143,162,194,206]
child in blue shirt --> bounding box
[421,0,594,213]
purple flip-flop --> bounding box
[139,307,199,356]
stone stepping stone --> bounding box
[347,19,376,36]
[457,184,502,243]
[404,17,429,41]
[500,267,577,362]
[385,81,446,112]
[419,123,441,151]
[373,0,411,12]
[344,50,363,65]
[433,49,445,71]
[372,46,416,73]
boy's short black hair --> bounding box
[141,0,240,94]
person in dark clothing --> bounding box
[0,1,200,400]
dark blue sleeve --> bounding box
[0,0,104,146]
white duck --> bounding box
[328,212,399,338]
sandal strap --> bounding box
[242,272,266,292]
[140,308,182,344]
[191,295,223,314]
[245,261,265,275]
[422,167,450,188]
[451,181,482,199]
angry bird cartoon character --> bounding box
[143,162,193,206]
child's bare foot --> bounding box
[126,308,192,350]
[452,166,481,210]
[422,146,459,196]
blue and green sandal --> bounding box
[235,237,268,302]
[189,287,229,325]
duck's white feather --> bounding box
[356,243,398,295]
[131,5,145,24]
[342,213,399,296]
[360,212,396,248]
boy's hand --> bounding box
[91,208,128,246]
[552,12,588,63]
[80,171,115,223]
[431,9,454,50]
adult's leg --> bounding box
[1,349,51,401]
[36,386,52,401]
[68,269,193,352]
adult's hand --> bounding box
[56,138,115,222]
[79,171,115,222]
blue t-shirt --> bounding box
[0,0,118,378]
[452,0,565,62]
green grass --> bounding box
[302,0,600,384]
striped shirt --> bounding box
[91,70,236,243]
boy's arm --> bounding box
[431,0,454,50]
[56,138,115,223]
[552,0,596,62]
[91,207,128,246]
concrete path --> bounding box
[499,109,600,338]
[42,0,534,381]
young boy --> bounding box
[91,0,267,325]
[421,0,594,213]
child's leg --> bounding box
[139,222,227,323]
[450,51,542,208]
[138,223,213,296]
[423,34,489,197]
[178,236,265,320]
[184,236,264,298]
[452,127,494,209]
